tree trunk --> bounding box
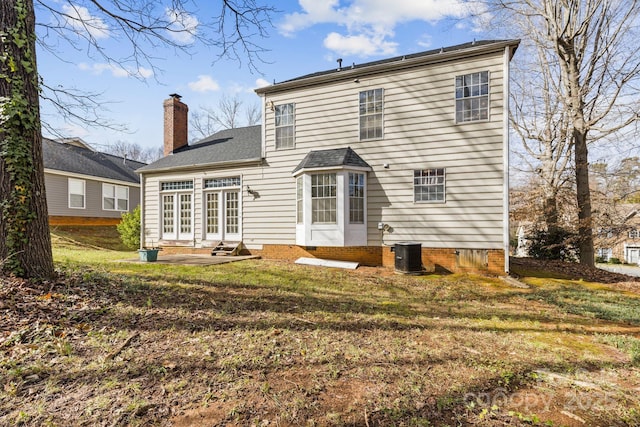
[0,0,54,278]
[574,129,595,266]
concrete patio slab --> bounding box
[119,254,260,266]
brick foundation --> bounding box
[160,243,507,275]
[49,216,121,226]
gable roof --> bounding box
[43,138,145,184]
[137,125,262,173]
[292,147,371,175]
[256,39,520,95]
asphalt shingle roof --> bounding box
[257,40,518,91]
[292,147,371,174]
[137,125,262,173]
[43,138,145,184]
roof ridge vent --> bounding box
[337,58,343,70]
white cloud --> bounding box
[78,63,153,79]
[188,75,220,93]
[324,32,397,57]
[255,78,270,89]
[279,0,487,57]
[62,4,110,39]
[166,8,199,44]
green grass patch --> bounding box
[524,283,640,325]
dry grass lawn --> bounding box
[1,245,640,426]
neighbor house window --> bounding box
[275,103,295,149]
[296,177,303,224]
[102,184,129,211]
[349,173,365,223]
[455,71,489,123]
[161,180,193,240]
[597,248,613,262]
[359,88,383,140]
[630,229,640,238]
[68,178,85,209]
[311,173,336,224]
[414,168,446,202]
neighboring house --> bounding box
[138,39,520,274]
[595,204,640,264]
[43,137,145,226]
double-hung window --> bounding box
[161,180,193,240]
[103,184,129,211]
[414,168,446,202]
[68,178,85,209]
[311,173,337,224]
[349,173,365,223]
[275,103,295,149]
[455,71,489,123]
[359,89,383,140]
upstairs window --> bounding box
[414,168,446,202]
[455,71,489,123]
[630,229,640,239]
[359,89,383,140]
[275,103,295,149]
[68,178,85,209]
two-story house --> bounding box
[137,39,519,274]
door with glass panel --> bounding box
[205,190,241,241]
[162,193,193,240]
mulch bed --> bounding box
[510,257,640,284]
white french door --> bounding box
[205,190,241,241]
[162,193,193,240]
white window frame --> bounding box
[311,173,337,224]
[629,229,640,239]
[68,178,86,209]
[455,71,490,123]
[348,172,365,224]
[275,103,295,150]
[414,168,446,203]
[160,180,194,241]
[203,176,242,241]
[359,88,383,140]
[102,183,129,211]
[296,176,303,224]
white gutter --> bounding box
[44,168,140,188]
[257,40,520,95]
[136,157,263,174]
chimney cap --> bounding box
[169,93,182,100]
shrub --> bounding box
[609,257,622,264]
[595,256,606,263]
[117,205,140,250]
[527,226,578,261]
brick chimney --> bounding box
[163,93,188,156]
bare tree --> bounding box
[104,140,163,164]
[1,0,273,278]
[190,94,262,140]
[495,0,640,266]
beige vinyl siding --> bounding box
[258,49,507,249]
[143,46,511,250]
[44,172,140,218]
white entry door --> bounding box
[205,190,241,242]
[626,247,640,264]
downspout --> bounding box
[139,172,145,249]
[503,45,512,274]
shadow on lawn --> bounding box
[55,266,640,336]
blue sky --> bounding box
[35,0,492,152]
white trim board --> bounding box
[295,257,359,270]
